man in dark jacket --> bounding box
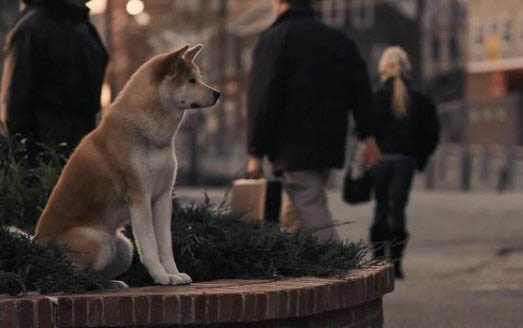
[0,0,108,159]
[247,0,379,242]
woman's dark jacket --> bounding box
[0,0,108,153]
[247,8,374,173]
[373,78,440,171]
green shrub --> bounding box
[0,137,370,296]
[0,136,66,232]
[0,227,107,296]
[119,202,369,286]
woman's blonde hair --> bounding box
[378,46,412,118]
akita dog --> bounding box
[35,45,220,286]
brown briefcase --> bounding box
[230,178,281,223]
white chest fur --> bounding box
[134,145,177,198]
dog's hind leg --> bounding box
[53,227,133,282]
[97,230,133,281]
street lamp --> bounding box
[86,0,106,14]
[126,0,144,16]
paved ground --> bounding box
[176,188,523,328]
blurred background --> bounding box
[1,0,523,191]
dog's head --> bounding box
[156,45,221,111]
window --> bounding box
[432,36,441,60]
[350,0,374,29]
[322,0,348,28]
[449,36,459,57]
[490,22,498,34]
[502,21,512,41]
[474,25,484,44]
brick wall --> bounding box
[0,265,394,328]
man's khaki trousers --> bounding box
[280,170,341,243]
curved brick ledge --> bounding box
[0,264,394,328]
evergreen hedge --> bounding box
[0,137,370,297]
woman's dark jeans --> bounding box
[370,156,416,261]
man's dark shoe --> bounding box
[394,262,405,279]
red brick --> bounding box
[88,298,103,327]
[0,266,392,327]
[307,287,315,315]
[118,297,133,326]
[297,288,306,317]
[218,294,232,322]
[298,287,315,316]
[279,290,288,318]
[164,295,179,325]
[179,295,193,324]
[287,289,298,318]
[149,295,164,325]
[230,294,243,322]
[243,294,256,322]
[387,265,395,292]
[266,291,280,320]
[338,281,347,309]
[133,296,149,325]
[193,294,207,324]
[254,293,267,321]
[36,298,53,328]
[102,296,119,327]
[16,300,35,328]
[346,278,364,307]
[354,303,369,322]
[70,298,87,328]
[329,283,341,311]
[315,285,330,313]
[58,297,73,328]
[366,273,377,300]
[206,294,219,323]
[0,301,17,328]
[377,270,387,296]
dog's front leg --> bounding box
[130,195,176,285]
[152,192,192,285]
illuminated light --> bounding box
[100,83,112,108]
[135,12,151,26]
[87,0,106,14]
[126,0,144,16]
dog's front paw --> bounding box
[167,273,192,286]
[151,273,171,285]
[178,273,192,284]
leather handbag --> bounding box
[342,142,372,204]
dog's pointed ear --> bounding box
[184,44,203,62]
[164,45,190,77]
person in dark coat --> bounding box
[0,0,108,159]
[370,46,440,279]
[246,0,380,242]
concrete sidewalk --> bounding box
[175,188,523,328]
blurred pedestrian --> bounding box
[370,46,440,279]
[246,0,380,242]
[0,0,108,160]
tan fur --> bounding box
[35,45,220,286]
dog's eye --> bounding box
[189,78,196,84]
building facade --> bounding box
[466,0,523,146]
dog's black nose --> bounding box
[213,90,221,100]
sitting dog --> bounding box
[35,45,220,286]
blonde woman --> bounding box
[370,47,440,279]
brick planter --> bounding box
[0,264,394,328]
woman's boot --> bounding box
[390,232,409,279]
[370,224,390,260]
